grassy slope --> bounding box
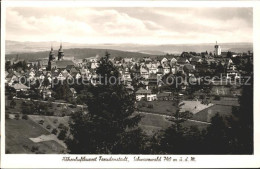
[5,118,65,154]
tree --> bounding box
[52,80,72,101]
[22,114,28,120]
[66,52,148,154]
[203,74,253,154]
[204,113,231,154]
[157,94,193,154]
[227,51,232,58]
[228,74,253,154]
[10,99,16,108]
[42,76,50,87]
[58,129,67,140]
[52,128,58,135]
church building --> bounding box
[47,43,75,70]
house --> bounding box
[227,69,240,81]
[161,57,168,65]
[135,89,157,101]
[177,57,190,65]
[126,84,134,94]
[90,59,99,69]
[57,72,66,81]
[11,83,30,92]
[146,63,157,74]
[170,57,177,67]
[146,94,157,102]
[157,92,173,101]
[157,65,163,74]
[55,60,75,69]
[140,66,149,79]
[70,88,77,98]
[183,64,195,76]
[124,58,133,63]
[190,56,202,65]
[136,89,151,101]
[148,73,158,90]
[162,62,171,75]
[42,89,52,100]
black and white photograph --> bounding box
[1,1,260,168]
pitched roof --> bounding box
[12,83,30,90]
[190,56,202,62]
[177,57,189,64]
[56,60,75,69]
[183,64,194,71]
[136,89,152,94]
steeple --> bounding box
[49,45,55,61]
[58,42,64,61]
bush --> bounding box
[45,111,54,116]
[147,104,153,109]
[53,119,58,124]
[38,120,44,125]
[199,95,205,100]
[46,125,51,130]
[137,104,142,109]
[22,114,28,120]
[142,103,146,107]
[58,129,67,140]
[214,95,221,100]
[68,104,76,108]
[14,114,20,120]
[51,128,58,135]
[7,95,13,100]
[58,123,65,129]
[31,146,39,152]
[10,99,16,108]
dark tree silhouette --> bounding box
[66,52,148,154]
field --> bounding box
[28,115,70,134]
[5,97,82,116]
[192,105,234,123]
[137,100,177,116]
[5,118,65,154]
[136,112,209,136]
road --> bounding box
[137,111,211,125]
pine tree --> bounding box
[158,94,193,154]
[66,51,147,154]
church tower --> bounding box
[49,45,55,61]
[214,41,221,56]
[58,43,64,60]
[47,45,55,71]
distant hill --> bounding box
[5,48,156,61]
[5,40,253,56]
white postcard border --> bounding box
[1,1,260,168]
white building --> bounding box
[214,41,221,56]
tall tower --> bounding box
[47,45,55,71]
[58,42,64,61]
[49,45,55,61]
[214,41,221,56]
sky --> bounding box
[6,7,253,44]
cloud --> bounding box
[5,7,253,44]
